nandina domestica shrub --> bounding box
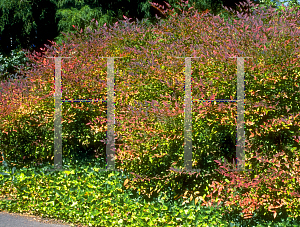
[171,0,300,222]
[0,75,45,167]
[0,1,207,170]
[199,147,300,222]
[0,0,230,188]
[0,6,186,168]
[109,0,300,220]
[112,0,300,204]
[0,48,124,167]
[0,30,127,166]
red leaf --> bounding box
[273,211,277,219]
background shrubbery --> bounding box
[0,49,34,83]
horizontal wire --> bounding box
[60,99,107,103]
[53,99,239,102]
[193,100,237,102]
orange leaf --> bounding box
[124,178,129,186]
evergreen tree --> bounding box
[0,0,59,57]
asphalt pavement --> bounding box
[0,210,88,227]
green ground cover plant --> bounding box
[1,0,300,226]
[1,159,299,226]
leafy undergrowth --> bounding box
[0,157,299,227]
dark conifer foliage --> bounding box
[0,0,59,58]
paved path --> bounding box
[0,210,89,227]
